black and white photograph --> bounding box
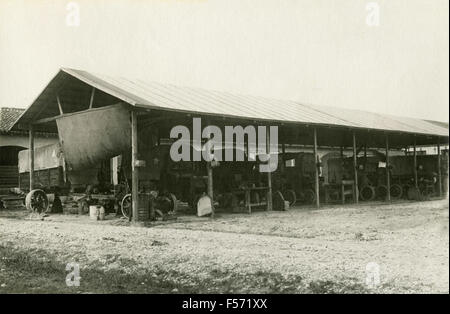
[0,0,448,300]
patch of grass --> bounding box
[0,244,181,293]
[0,244,370,294]
[207,268,305,293]
[308,280,370,294]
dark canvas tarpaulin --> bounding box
[56,103,131,170]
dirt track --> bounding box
[0,199,448,293]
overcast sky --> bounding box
[0,0,448,122]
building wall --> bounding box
[0,133,59,190]
[0,133,58,149]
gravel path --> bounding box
[0,199,448,293]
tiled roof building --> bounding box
[0,107,24,133]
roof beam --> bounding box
[33,115,62,125]
[32,102,127,125]
[89,87,96,109]
[56,95,64,115]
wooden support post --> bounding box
[56,95,63,115]
[364,143,367,170]
[413,136,418,189]
[131,110,139,222]
[313,128,320,208]
[437,137,442,197]
[207,162,214,217]
[29,125,34,191]
[340,145,344,204]
[266,127,273,211]
[385,134,391,202]
[206,118,214,218]
[246,189,251,214]
[89,87,96,109]
[352,131,359,204]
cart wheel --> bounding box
[169,193,178,212]
[121,194,132,219]
[273,190,286,211]
[390,184,403,199]
[302,189,316,204]
[376,185,388,199]
[360,185,375,201]
[283,189,297,206]
[25,189,49,214]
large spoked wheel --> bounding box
[376,185,388,200]
[303,189,316,204]
[390,184,403,199]
[360,185,375,201]
[272,190,286,211]
[121,194,132,219]
[169,193,178,212]
[283,189,297,206]
[25,189,49,214]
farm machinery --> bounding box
[270,152,318,209]
[326,152,448,202]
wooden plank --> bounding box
[56,95,64,115]
[313,128,320,208]
[33,102,126,125]
[437,137,442,197]
[266,127,273,211]
[386,134,391,202]
[131,110,139,222]
[364,143,367,169]
[205,118,215,218]
[413,136,418,188]
[89,87,96,109]
[29,126,34,191]
[340,144,344,204]
[33,115,62,125]
[0,165,19,188]
[246,189,251,214]
[352,131,359,203]
[207,162,214,218]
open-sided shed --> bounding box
[10,68,449,220]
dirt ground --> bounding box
[0,199,448,293]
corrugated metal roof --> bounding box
[11,68,449,138]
